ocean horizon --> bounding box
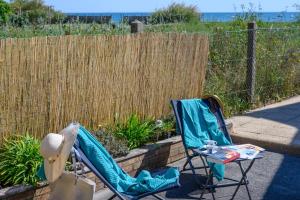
[66,12,299,23]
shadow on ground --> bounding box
[158,151,300,200]
[165,173,206,199]
[243,101,300,200]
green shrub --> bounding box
[9,0,64,26]
[0,0,11,24]
[9,13,30,26]
[0,135,43,186]
[113,114,154,150]
[93,129,129,157]
[150,3,200,24]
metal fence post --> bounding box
[246,21,257,103]
[130,20,144,33]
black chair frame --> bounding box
[171,96,263,200]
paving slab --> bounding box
[94,151,300,200]
[229,96,300,155]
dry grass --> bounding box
[0,33,208,141]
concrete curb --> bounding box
[226,119,300,156]
[226,96,300,156]
[231,133,300,156]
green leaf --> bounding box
[0,134,42,186]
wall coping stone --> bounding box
[0,181,48,199]
[115,135,181,162]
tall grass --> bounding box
[144,20,300,116]
[206,24,300,116]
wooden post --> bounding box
[246,21,257,103]
[130,20,144,33]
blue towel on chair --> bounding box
[77,126,179,195]
[180,99,231,181]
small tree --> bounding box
[0,0,11,24]
[150,3,200,24]
[9,0,64,26]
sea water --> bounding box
[66,12,299,23]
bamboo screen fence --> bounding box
[0,33,208,140]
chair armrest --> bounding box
[192,148,209,157]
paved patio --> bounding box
[95,151,300,200]
[230,96,300,155]
[96,96,300,200]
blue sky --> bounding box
[43,0,299,13]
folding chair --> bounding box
[170,95,263,200]
[72,127,180,200]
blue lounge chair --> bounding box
[170,95,263,200]
[72,126,180,200]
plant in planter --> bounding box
[152,115,176,141]
[0,135,43,187]
[113,114,155,150]
[93,129,129,158]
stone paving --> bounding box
[230,96,300,155]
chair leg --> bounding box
[237,162,252,200]
[231,159,256,200]
[211,191,216,200]
[200,168,215,200]
[188,158,205,187]
[152,194,165,200]
[199,155,217,195]
[209,172,216,200]
[107,194,117,200]
[182,158,190,171]
[200,163,216,200]
[199,155,209,177]
[186,157,197,176]
[183,155,210,188]
[182,156,210,173]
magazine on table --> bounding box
[204,148,240,164]
[202,143,265,164]
[221,144,265,160]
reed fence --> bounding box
[0,33,208,140]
